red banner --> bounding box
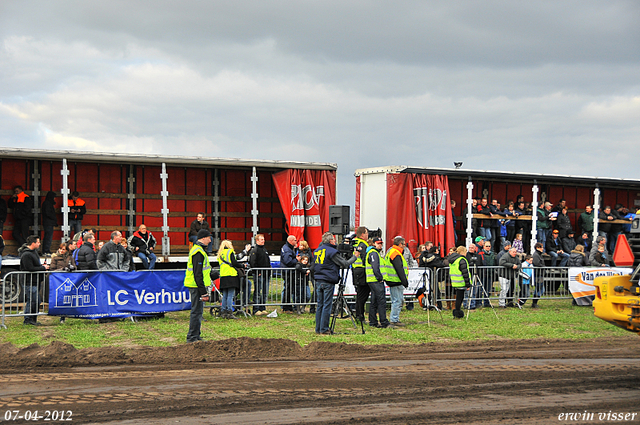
[272,169,336,249]
[386,173,455,254]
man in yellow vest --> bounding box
[446,246,472,319]
[365,237,390,328]
[385,236,409,326]
[352,226,369,323]
[184,229,212,342]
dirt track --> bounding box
[1,337,639,424]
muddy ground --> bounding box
[0,337,639,424]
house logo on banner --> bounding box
[414,187,447,229]
[55,277,98,308]
[290,184,324,227]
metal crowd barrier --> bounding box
[429,265,573,308]
[1,270,50,328]
[231,267,314,314]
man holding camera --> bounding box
[312,232,359,335]
[352,226,369,323]
[184,230,213,343]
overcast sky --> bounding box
[1,1,639,205]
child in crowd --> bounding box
[518,254,534,306]
[512,233,525,259]
[294,254,311,314]
[594,245,610,267]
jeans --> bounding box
[189,235,213,253]
[388,285,404,323]
[23,285,40,324]
[608,231,621,253]
[221,288,236,312]
[69,220,82,236]
[252,271,270,313]
[281,269,294,311]
[42,225,54,254]
[548,251,569,267]
[537,229,550,250]
[518,284,531,306]
[137,251,157,269]
[368,282,388,326]
[479,227,492,242]
[315,281,335,334]
[187,287,203,342]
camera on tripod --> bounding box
[337,232,356,260]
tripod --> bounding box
[329,268,365,334]
[466,270,499,321]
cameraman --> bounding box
[352,227,369,323]
[312,232,359,335]
[417,241,445,310]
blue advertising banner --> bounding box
[48,270,191,318]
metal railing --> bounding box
[428,265,572,309]
[1,270,50,328]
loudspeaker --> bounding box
[329,205,350,235]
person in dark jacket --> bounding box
[365,237,390,328]
[120,238,135,272]
[280,235,298,313]
[578,205,594,241]
[531,243,545,308]
[311,232,358,334]
[555,206,572,239]
[188,213,212,253]
[8,186,33,246]
[589,236,610,267]
[184,229,212,342]
[130,224,157,269]
[249,233,271,316]
[498,247,520,307]
[67,191,86,237]
[577,232,591,252]
[20,235,49,325]
[41,191,57,255]
[567,244,587,267]
[546,230,570,267]
[294,255,311,314]
[76,233,98,270]
[464,244,483,309]
[418,242,445,309]
[97,231,130,271]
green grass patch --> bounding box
[0,299,634,349]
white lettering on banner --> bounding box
[291,184,325,212]
[290,215,305,228]
[133,289,187,305]
[415,186,448,229]
[306,215,321,227]
[115,290,128,305]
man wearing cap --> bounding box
[184,229,213,342]
[546,229,569,267]
[352,226,370,323]
[365,237,390,328]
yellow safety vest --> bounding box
[352,237,369,268]
[184,243,212,288]
[365,248,388,283]
[449,256,469,288]
[218,248,238,277]
[384,247,408,283]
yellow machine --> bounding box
[593,274,640,334]
[592,223,640,334]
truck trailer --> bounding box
[0,147,337,268]
[355,166,640,255]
